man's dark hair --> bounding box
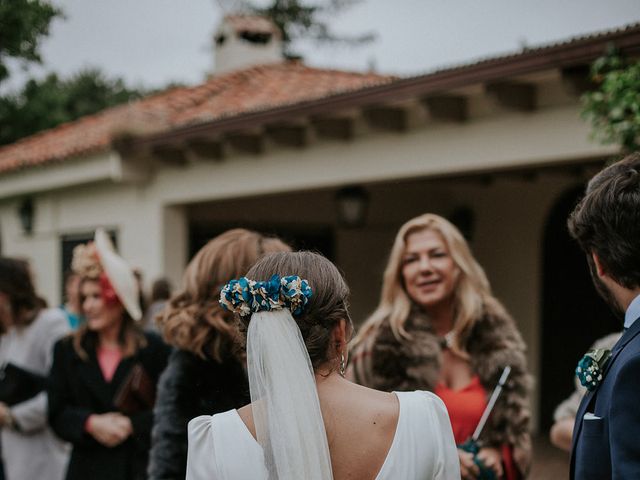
[568,153,640,289]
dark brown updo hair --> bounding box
[243,251,352,370]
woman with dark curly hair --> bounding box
[349,214,532,480]
[147,229,290,480]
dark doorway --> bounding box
[188,223,335,262]
[539,185,620,430]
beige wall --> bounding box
[0,95,612,433]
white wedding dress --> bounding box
[186,390,460,480]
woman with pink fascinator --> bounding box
[47,229,170,480]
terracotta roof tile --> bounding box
[0,62,392,174]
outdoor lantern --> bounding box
[335,186,369,228]
[18,198,35,235]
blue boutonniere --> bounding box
[576,348,612,391]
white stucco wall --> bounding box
[0,97,615,433]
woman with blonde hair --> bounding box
[148,228,290,480]
[349,214,532,480]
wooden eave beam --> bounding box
[225,130,265,155]
[561,64,596,96]
[185,136,225,160]
[265,122,312,148]
[423,95,468,122]
[485,81,537,112]
[363,104,412,132]
[151,144,188,166]
[311,114,360,140]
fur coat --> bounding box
[147,348,249,480]
[350,298,532,477]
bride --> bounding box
[186,251,460,480]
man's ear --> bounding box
[591,252,607,278]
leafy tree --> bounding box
[581,49,640,152]
[0,68,146,145]
[0,0,62,83]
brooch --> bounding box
[576,348,612,391]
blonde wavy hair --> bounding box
[158,228,290,361]
[353,213,493,356]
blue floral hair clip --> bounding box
[576,348,612,391]
[219,274,312,317]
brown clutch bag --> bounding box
[113,363,156,414]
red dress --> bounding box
[435,375,518,480]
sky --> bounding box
[4,0,640,93]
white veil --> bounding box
[246,309,334,480]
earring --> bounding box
[339,353,346,377]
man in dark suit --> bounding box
[568,153,640,479]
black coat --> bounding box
[48,332,170,480]
[147,348,249,480]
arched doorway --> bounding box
[539,185,620,430]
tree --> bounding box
[0,0,62,83]
[0,68,146,145]
[218,0,375,57]
[581,49,640,152]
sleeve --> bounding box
[185,416,218,480]
[419,391,461,480]
[11,311,70,433]
[610,353,640,479]
[147,351,194,480]
[47,339,95,445]
[128,335,171,455]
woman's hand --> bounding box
[458,448,480,480]
[87,412,132,447]
[476,446,503,479]
[0,402,13,428]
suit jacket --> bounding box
[48,331,169,480]
[570,318,640,479]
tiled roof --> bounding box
[1,22,639,176]
[0,62,393,174]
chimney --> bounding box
[213,15,284,75]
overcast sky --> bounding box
[5,0,640,92]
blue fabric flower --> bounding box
[280,275,312,316]
[250,275,281,313]
[576,348,612,391]
[219,274,312,317]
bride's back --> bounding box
[238,380,399,480]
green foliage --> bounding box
[581,49,640,152]
[0,68,146,145]
[0,0,62,82]
[248,0,375,56]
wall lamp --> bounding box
[335,186,369,228]
[18,198,35,235]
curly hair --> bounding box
[158,229,290,361]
